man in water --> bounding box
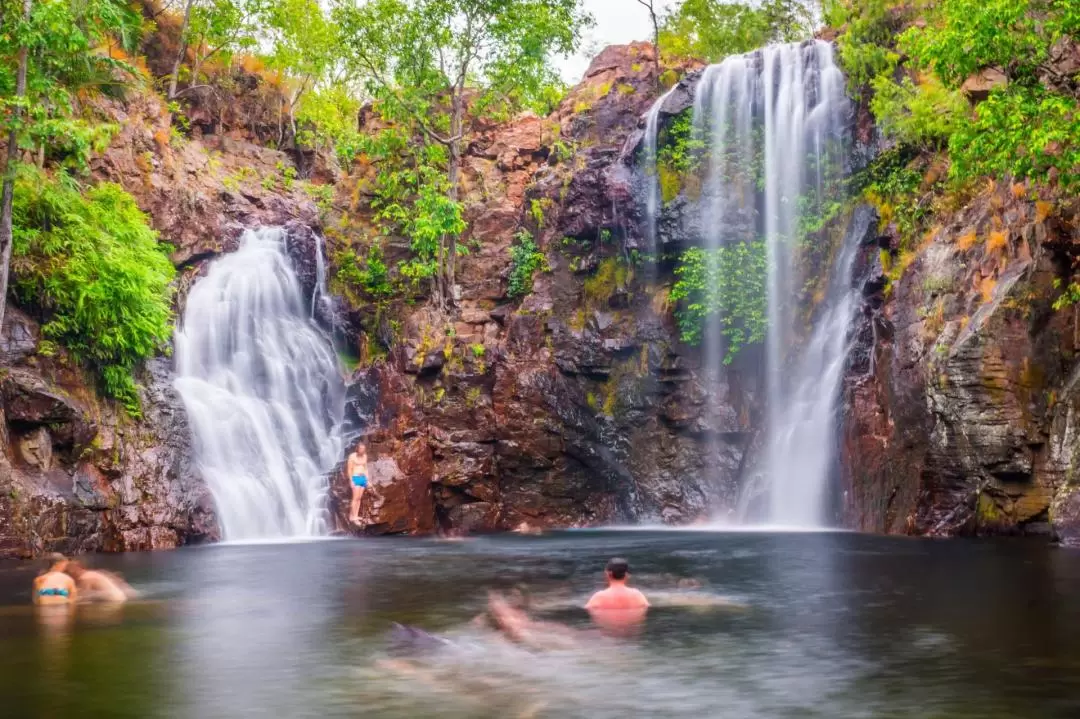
[65,561,137,602]
[585,558,649,632]
[347,440,369,526]
[32,554,77,604]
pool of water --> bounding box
[1,530,1079,718]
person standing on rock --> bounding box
[347,441,369,526]
[32,554,77,604]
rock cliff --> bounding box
[4,31,1080,555]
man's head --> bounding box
[605,557,630,583]
[43,553,68,573]
[356,441,366,456]
[64,561,86,580]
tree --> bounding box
[166,0,257,100]
[0,0,32,332]
[658,0,815,63]
[253,0,342,147]
[334,0,591,307]
[636,0,661,88]
[1,0,139,331]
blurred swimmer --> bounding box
[32,554,77,605]
[65,561,137,602]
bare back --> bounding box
[77,570,131,602]
[585,585,649,611]
[32,571,77,605]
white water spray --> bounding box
[687,41,850,526]
[174,227,345,540]
[641,86,678,254]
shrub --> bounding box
[670,242,767,362]
[508,230,548,297]
[11,167,175,414]
[949,87,1080,189]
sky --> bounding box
[556,0,682,84]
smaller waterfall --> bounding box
[657,40,850,526]
[641,86,678,254]
[174,227,345,540]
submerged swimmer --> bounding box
[32,554,77,605]
[585,558,649,632]
[65,561,137,602]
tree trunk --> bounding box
[168,0,195,100]
[636,0,661,90]
[0,0,33,334]
[445,93,464,306]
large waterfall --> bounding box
[174,227,345,540]
[643,40,851,526]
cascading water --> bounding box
[174,226,345,540]
[684,40,850,526]
[641,86,678,254]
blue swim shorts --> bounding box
[352,475,368,488]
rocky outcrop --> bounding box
[326,44,759,536]
[841,182,1080,543]
[89,91,322,269]
[0,309,218,557]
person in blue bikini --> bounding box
[32,554,77,605]
[347,441,369,526]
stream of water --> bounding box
[1,532,1078,718]
[173,227,345,540]
[641,41,851,526]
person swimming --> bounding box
[347,440,369,526]
[32,554,77,605]
[585,558,649,633]
[64,561,137,602]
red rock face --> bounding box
[0,310,219,558]
[840,185,1080,543]
[318,45,757,538]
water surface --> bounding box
[1,531,1078,718]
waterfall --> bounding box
[684,40,850,526]
[642,86,678,255]
[174,227,345,540]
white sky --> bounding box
[556,0,682,84]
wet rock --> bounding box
[0,368,95,449]
[361,445,436,535]
[16,427,52,471]
[840,183,1080,540]
[961,67,1007,102]
[0,307,38,364]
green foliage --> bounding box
[336,243,395,298]
[0,0,139,170]
[1052,279,1080,311]
[897,0,1065,89]
[470,343,485,357]
[869,74,967,149]
[843,0,1080,190]
[827,0,900,92]
[334,0,589,302]
[508,229,548,297]
[949,87,1080,189]
[670,242,767,362]
[583,256,630,305]
[657,109,705,176]
[653,108,706,203]
[357,128,465,287]
[659,0,814,62]
[10,168,175,414]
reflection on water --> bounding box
[1,532,1079,718]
